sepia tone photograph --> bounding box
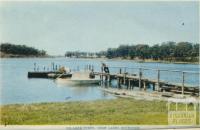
[0,0,199,130]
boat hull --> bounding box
[56,78,100,85]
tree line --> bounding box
[105,42,199,62]
[65,51,99,58]
[65,41,199,62]
[0,43,46,56]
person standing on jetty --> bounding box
[101,63,110,80]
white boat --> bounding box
[56,71,100,85]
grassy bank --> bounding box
[0,98,168,125]
[0,98,198,125]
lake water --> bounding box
[0,58,199,105]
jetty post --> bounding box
[139,68,142,89]
[51,62,55,71]
[157,69,160,91]
[119,68,122,74]
[51,62,52,71]
[92,65,94,71]
[55,65,57,71]
[123,67,126,85]
[100,65,103,82]
[34,63,36,71]
[89,65,91,70]
[143,81,146,91]
[128,79,131,89]
[182,72,185,95]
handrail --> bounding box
[107,66,199,74]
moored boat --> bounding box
[56,70,100,85]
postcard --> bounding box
[0,0,199,130]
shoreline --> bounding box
[1,86,199,106]
[100,88,200,101]
[98,57,199,64]
[66,57,199,65]
[0,55,199,64]
[0,54,52,58]
[0,52,52,58]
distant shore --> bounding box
[1,53,199,64]
[64,57,199,65]
[135,58,199,64]
[0,52,51,58]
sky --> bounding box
[0,1,199,55]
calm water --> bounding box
[0,58,199,105]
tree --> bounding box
[191,43,199,57]
[135,44,150,60]
[0,43,46,56]
[174,42,193,61]
[106,48,116,59]
[128,46,136,59]
[159,41,176,60]
[116,45,130,58]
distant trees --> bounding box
[0,43,46,56]
[104,41,199,62]
[65,51,98,58]
[96,51,106,58]
[65,51,81,57]
[191,44,199,57]
[106,48,117,59]
[64,41,199,62]
[159,42,176,60]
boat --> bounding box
[56,70,100,85]
[47,73,72,79]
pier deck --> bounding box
[94,67,199,96]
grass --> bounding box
[0,98,198,125]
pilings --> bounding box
[94,67,199,96]
[157,69,160,91]
[139,68,142,90]
[33,62,61,72]
[182,72,185,95]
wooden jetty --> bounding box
[94,67,199,97]
[28,71,56,78]
[28,71,72,78]
[27,62,199,97]
[28,62,95,79]
[28,62,72,78]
